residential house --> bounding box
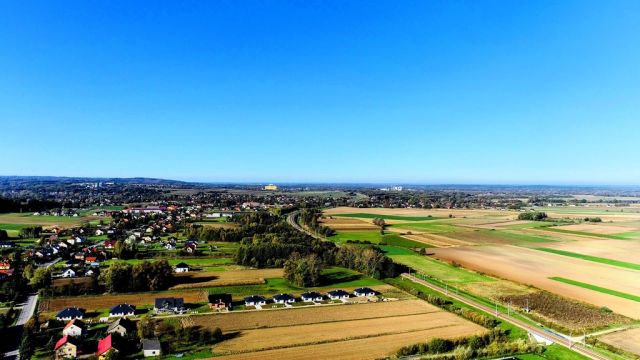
[154,297,185,314]
[61,268,76,278]
[0,241,15,249]
[272,293,296,304]
[300,292,323,302]
[56,307,84,321]
[55,336,79,359]
[95,229,104,236]
[141,339,162,357]
[97,334,118,360]
[183,243,197,254]
[174,262,190,273]
[104,240,116,249]
[353,287,376,297]
[109,303,136,317]
[164,243,176,251]
[327,290,350,301]
[244,295,267,306]
[208,294,232,311]
[0,259,11,270]
[62,319,85,337]
[106,317,135,337]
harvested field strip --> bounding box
[598,327,640,356]
[195,299,437,331]
[333,213,441,221]
[215,312,480,354]
[171,269,283,289]
[550,277,640,302]
[39,290,208,312]
[536,248,640,271]
[214,326,484,360]
[391,222,461,233]
[540,227,632,240]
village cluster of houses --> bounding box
[52,297,189,359]
[33,209,80,217]
[242,287,377,308]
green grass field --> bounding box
[103,257,234,267]
[517,344,590,360]
[536,248,640,270]
[207,267,383,297]
[550,277,640,302]
[389,253,494,284]
[332,213,441,221]
[389,221,462,233]
[480,229,558,243]
[329,230,432,248]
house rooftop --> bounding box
[141,338,161,351]
[97,334,114,355]
[56,307,84,318]
[110,303,136,314]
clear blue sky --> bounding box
[1,1,639,184]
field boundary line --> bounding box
[400,273,609,360]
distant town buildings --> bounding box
[263,184,278,191]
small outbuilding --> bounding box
[141,338,162,357]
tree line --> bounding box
[99,260,173,293]
[517,211,548,221]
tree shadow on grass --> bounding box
[319,270,361,286]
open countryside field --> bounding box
[598,327,640,357]
[0,212,101,228]
[540,239,640,264]
[210,300,485,359]
[171,268,284,289]
[431,245,640,318]
[325,206,516,220]
[39,289,209,313]
[195,299,437,331]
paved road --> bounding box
[2,294,38,359]
[401,273,608,360]
[286,211,334,243]
[38,257,61,269]
[15,294,38,326]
